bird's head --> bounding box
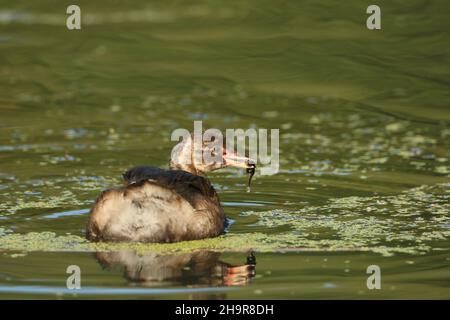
[169,133,255,175]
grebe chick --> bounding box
[86,134,254,243]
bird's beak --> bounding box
[223,150,255,169]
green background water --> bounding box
[0,0,449,299]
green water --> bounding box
[0,0,449,299]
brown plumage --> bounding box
[95,250,256,287]
[86,133,255,243]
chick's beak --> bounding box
[223,149,255,169]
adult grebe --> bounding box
[86,134,255,243]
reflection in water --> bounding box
[95,250,256,297]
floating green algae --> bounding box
[241,183,450,255]
[0,231,285,255]
[1,184,448,257]
[281,113,449,177]
[0,229,428,257]
[0,190,85,216]
[0,176,119,216]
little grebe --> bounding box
[86,134,255,243]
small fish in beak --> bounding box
[246,161,256,193]
[223,150,256,192]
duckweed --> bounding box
[0,183,448,257]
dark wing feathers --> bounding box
[122,166,219,208]
[122,166,165,184]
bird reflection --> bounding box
[95,250,256,290]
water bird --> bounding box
[86,134,255,243]
[95,250,256,288]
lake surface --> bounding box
[0,0,449,299]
